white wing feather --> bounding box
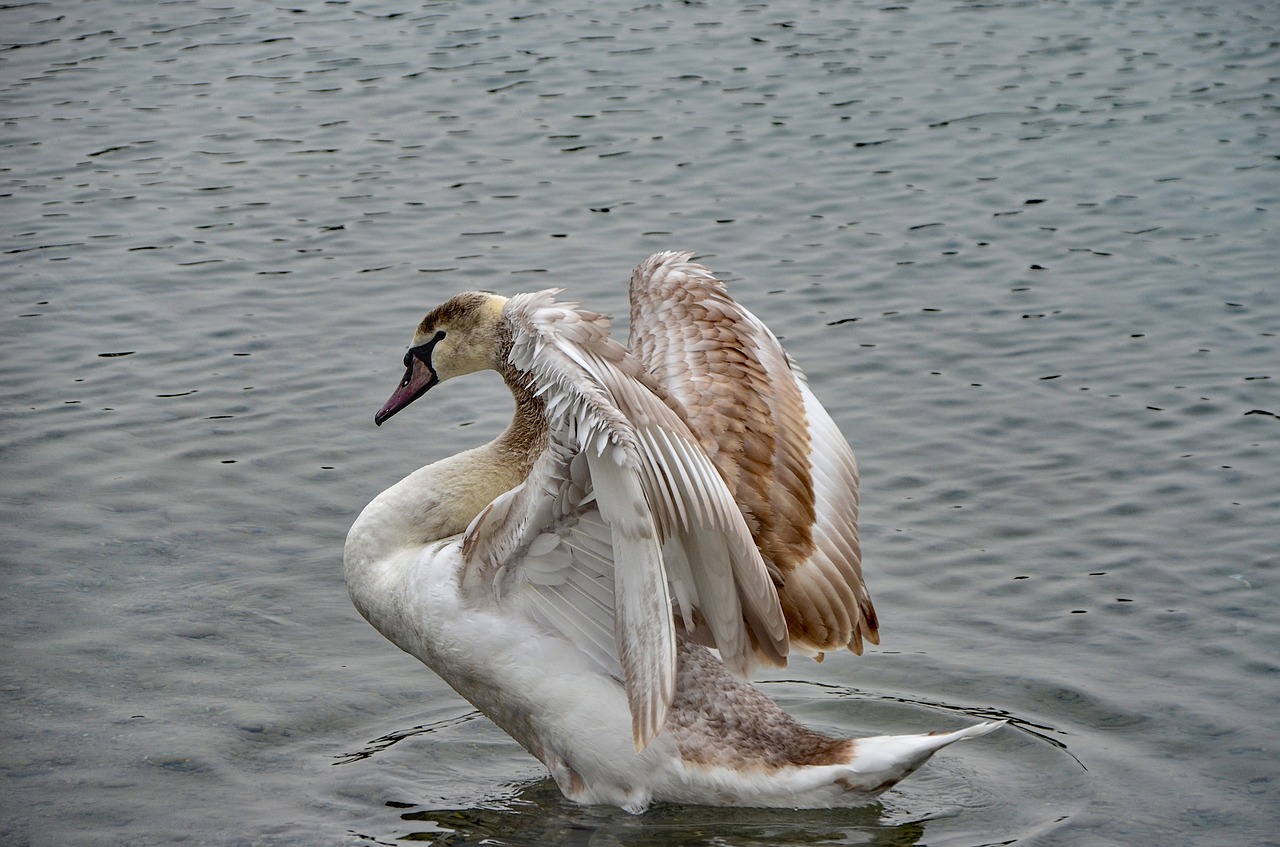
[459,291,787,750]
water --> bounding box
[2,1,1277,844]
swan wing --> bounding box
[459,291,788,750]
[628,252,878,656]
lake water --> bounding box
[3,1,1277,844]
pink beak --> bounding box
[375,356,437,426]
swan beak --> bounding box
[375,357,438,426]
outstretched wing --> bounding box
[459,291,788,751]
[628,252,879,657]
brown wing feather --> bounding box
[628,252,878,656]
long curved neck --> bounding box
[344,365,547,616]
[490,361,549,483]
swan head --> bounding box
[375,291,509,426]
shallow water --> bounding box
[2,1,1278,844]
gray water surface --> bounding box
[3,1,1278,845]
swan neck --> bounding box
[494,361,548,464]
[345,358,548,590]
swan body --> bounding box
[345,252,1000,812]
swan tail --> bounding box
[835,720,1006,794]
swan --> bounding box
[344,251,1000,812]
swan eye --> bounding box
[406,330,447,367]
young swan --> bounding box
[345,257,1001,813]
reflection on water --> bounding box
[2,0,1277,845]
[388,784,908,847]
